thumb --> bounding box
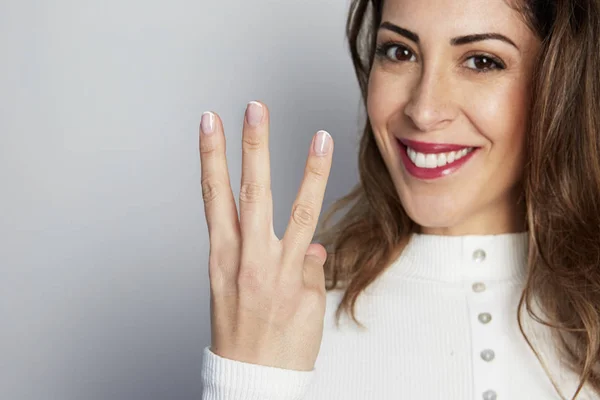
[303,243,327,291]
[305,243,328,264]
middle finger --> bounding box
[239,101,275,247]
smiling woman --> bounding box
[367,0,541,235]
[200,0,600,399]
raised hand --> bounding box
[199,101,333,371]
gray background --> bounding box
[0,1,361,399]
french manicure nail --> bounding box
[314,130,331,156]
[201,112,215,135]
[246,101,264,127]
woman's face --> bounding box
[367,0,541,235]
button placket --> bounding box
[480,349,495,362]
[472,248,486,263]
[467,246,499,400]
[478,312,492,324]
[482,390,497,400]
[472,282,486,292]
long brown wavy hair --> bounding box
[313,0,600,398]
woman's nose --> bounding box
[403,71,458,132]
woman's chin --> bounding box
[403,205,468,235]
[412,220,463,235]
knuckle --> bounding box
[239,182,267,204]
[201,177,221,204]
[236,263,264,293]
[306,162,327,181]
[242,134,263,151]
[291,202,316,228]
[199,137,219,155]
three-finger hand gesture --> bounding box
[200,101,333,371]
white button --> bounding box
[480,349,495,362]
[478,313,492,324]
[472,249,486,262]
[472,282,486,292]
[482,390,497,400]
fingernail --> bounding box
[314,130,331,156]
[201,112,215,135]
[246,101,263,127]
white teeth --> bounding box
[415,152,425,167]
[436,153,447,167]
[425,154,437,168]
[406,146,474,169]
[447,151,456,163]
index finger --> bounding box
[199,111,240,248]
[281,130,333,266]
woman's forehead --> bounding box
[381,0,524,24]
[379,0,534,44]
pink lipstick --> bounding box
[396,138,479,180]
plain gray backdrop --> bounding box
[1,1,362,399]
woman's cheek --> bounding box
[368,72,412,128]
[463,81,526,144]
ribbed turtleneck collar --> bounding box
[382,232,529,283]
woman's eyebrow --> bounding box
[451,33,519,51]
[379,22,419,43]
[379,21,520,51]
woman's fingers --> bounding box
[303,243,328,292]
[281,130,333,269]
[203,104,330,372]
[238,101,276,252]
[199,111,240,253]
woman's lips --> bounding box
[398,138,475,153]
[396,139,479,180]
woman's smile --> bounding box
[396,138,480,180]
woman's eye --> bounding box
[375,43,506,73]
[465,55,506,72]
[376,43,416,63]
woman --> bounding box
[199,0,600,399]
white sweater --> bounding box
[201,233,596,400]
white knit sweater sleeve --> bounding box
[200,346,316,400]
